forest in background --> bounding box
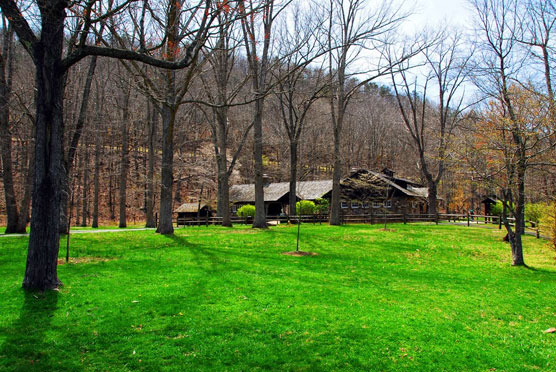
[0,0,555,288]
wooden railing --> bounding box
[176,213,544,238]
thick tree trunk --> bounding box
[23,7,66,290]
[156,104,175,234]
[145,101,157,228]
[330,128,342,225]
[252,98,267,229]
[289,140,298,216]
[214,108,232,227]
[512,164,526,266]
[119,89,130,228]
[427,179,438,215]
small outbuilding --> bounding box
[174,202,212,222]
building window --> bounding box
[351,201,360,209]
[232,205,237,213]
[362,202,370,209]
[341,202,348,209]
[372,201,381,208]
[384,200,392,208]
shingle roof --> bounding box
[230,180,333,203]
[174,203,209,213]
[297,180,333,200]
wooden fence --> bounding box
[176,212,546,239]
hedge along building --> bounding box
[229,169,429,216]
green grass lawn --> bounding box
[0,224,555,371]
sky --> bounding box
[412,0,473,29]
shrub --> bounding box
[490,200,503,216]
[237,204,255,218]
[296,200,316,215]
[525,203,545,225]
[315,198,329,215]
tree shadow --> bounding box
[0,290,62,371]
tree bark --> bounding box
[60,55,98,233]
[252,97,267,228]
[145,100,157,228]
[119,87,130,228]
[0,25,22,233]
[426,176,438,215]
[92,120,100,228]
[289,140,298,216]
[23,3,67,290]
[330,127,342,225]
[16,143,34,233]
[156,104,175,234]
[80,144,89,226]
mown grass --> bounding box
[0,223,555,371]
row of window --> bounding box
[341,200,392,209]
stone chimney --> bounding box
[262,174,271,186]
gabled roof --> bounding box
[230,182,290,203]
[230,180,333,203]
[365,170,424,198]
[174,203,209,213]
[297,180,333,200]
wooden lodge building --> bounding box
[229,169,428,216]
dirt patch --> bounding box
[57,257,115,265]
[282,251,319,257]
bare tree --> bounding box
[0,0,218,290]
[324,0,409,225]
[272,4,327,216]
[470,0,534,266]
[238,0,286,228]
[389,31,471,215]
[199,6,253,227]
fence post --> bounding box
[537,228,540,239]
[435,213,439,225]
[206,214,209,227]
[467,213,470,227]
[403,213,407,225]
[498,216,502,230]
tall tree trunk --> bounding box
[59,55,98,233]
[23,6,66,290]
[156,104,175,234]
[330,127,342,225]
[108,150,115,221]
[119,89,130,228]
[427,179,438,215]
[289,140,298,216]
[81,144,89,226]
[512,161,526,266]
[252,98,267,228]
[0,25,22,233]
[214,107,232,227]
[16,143,34,233]
[145,101,157,228]
[92,120,100,228]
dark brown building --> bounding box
[229,169,428,215]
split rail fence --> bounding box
[176,213,543,238]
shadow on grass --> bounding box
[0,291,63,371]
